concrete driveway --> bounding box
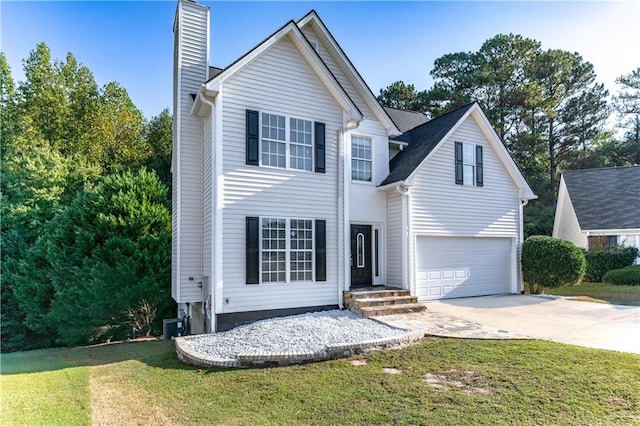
[425,295,640,354]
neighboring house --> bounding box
[172,0,536,333]
[553,166,640,259]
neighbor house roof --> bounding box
[380,102,476,186]
[562,165,640,231]
[384,107,429,133]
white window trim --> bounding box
[351,134,374,183]
[463,142,475,187]
[259,216,315,285]
[258,110,315,172]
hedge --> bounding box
[522,236,586,293]
[603,265,640,286]
[584,246,639,282]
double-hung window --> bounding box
[261,113,286,168]
[352,136,372,182]
[259,113,313,171]
[247,110,325,173]
[463,143,475,186]
[261,218,313,283]
[246,216,327,285]
[289,118,313,171]
[455,141,483,187]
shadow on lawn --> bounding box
[0,338,198,375]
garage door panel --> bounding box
[416,237,512,300]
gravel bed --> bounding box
[181,310,407,360]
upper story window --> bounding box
[246,110,325,173]
[455,141,483,187]
[352,136,372,182]
[260,113,312,171]
[261,113,287,168]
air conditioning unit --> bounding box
[162,318,183,339]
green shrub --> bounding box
[584,246,640,282]
[522,236,586,294]
[603,265,640,286]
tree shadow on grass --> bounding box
[1,338,201,375]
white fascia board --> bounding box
[583,228,640,234]
[204,21,361,122]
[297,12,400,137]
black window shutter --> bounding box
[314,122,326,173]
[315,219,326,281]
[475,145,483,187]
[246,217,260,284]
[246,110,259,166]
[455,141,464,185]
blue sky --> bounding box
[2,1,638,119]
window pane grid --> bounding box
[261,113,286,168]
[260,218,314,283]
[351,137,372,182]
[463,143,475,186]
[261,218,286,283]
[290,219,313,282]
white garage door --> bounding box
[416,237,512,301]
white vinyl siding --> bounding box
[220,36,341,313]
[202,115,213,290]
[173,2,208,302]
[411,117,520,238]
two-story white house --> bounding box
[172,0,536,333]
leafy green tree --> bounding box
[1,138,101,349]
[14,170,174,346]
[144,108,173,189]
[1,53,18,151]
[612,68,640,164]
[2,44,170,350]
[89,82,149,172]
[378,81,420,110]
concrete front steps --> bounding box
[344,288,426,317]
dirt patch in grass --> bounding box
[350,359,368,366]
[382,367,403,375]
[89,364,173,425]
[425,369,493,395]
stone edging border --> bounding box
[175,330,425,369]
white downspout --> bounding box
[199,91,219,333]
[337,128,346,308]
[396,184,411,293]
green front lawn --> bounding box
[543,282,640,306]
[2,338,639,425]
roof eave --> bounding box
[203,20,361,120]
[297,11,400,137]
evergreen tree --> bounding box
[14,170,173,346]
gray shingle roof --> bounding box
[563,165,640,230]
[384,107,429,133]
[380,102,476,186]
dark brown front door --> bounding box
[351,224,372,288]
